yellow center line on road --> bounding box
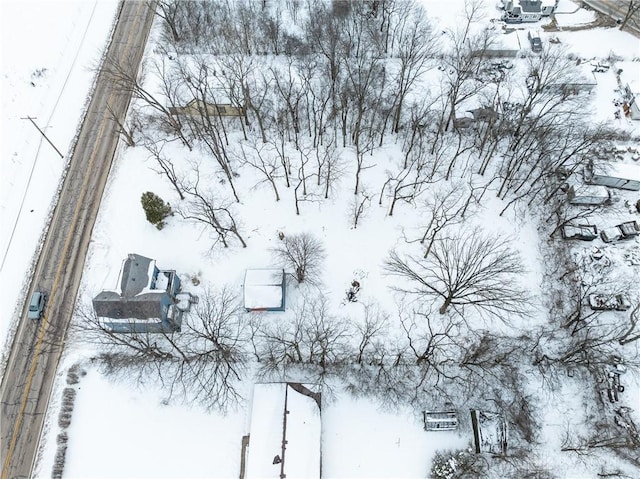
[1,2,147,477]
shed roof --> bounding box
[246,383,321,479]
[244,269,284,310]
[569,183,609,197]
[594,161,640,181]
[471,409,507,455]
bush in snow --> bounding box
[141,191,172,230]
[271,232,326,285]
[430,449,484,478]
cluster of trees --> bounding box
[104,0,626,230]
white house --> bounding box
[502,0,557,22]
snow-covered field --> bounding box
[0,0,120,360]
[2,1,640,478]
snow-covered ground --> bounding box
[2,1,640,478]
[0,0,120,361]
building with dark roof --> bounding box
[92,253,182,333]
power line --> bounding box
[20,117,64,159]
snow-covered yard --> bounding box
[2,1,640,478]
[0,0,120,356]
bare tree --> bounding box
[291,142,321,215]
[253,294,352,377]
[155,0,182,44]
[236,139,283,201]
[314,140,345,199]
[620,1,640,31]
[351,188,373,229]
[384,231,529,318]
[420,184,466,258]
[172,55,242,201]
[178,165,247,248]
[388,1,436,133]
[102,53,192,150]
[106,102,138,147]
[439,0,494,132]
[619,304,640,346]
[400,310,463,367]
[381,131,440,216]
[353,302,389,365]
[271,232,325,285]
[142,137,186,200]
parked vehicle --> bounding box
[27,291,46,320]
[593,64,610,73]
[528,30,542,52]
[560,224,598,241]
[600,220,640,243]
[588,293,632,311]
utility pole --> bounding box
[21,116,64,158]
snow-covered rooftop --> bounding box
[244,269,285,311]
[245,383,321,479]
[594,161,640,182]
[493,30,522,52]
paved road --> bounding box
[0,2,156,478]
[583,0,640,37]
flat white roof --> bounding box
[244,269,284,310]
[611,162,640,181]
[245,383,321,479]
[595,162,640,181]
[570,184,608,196]
[492,30,521,51]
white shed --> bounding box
[567,184,610,205]
[243,269,286,311]
[586,162,640,191]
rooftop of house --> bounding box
[93,253,178,320]
[245,383,321,479]
[92,291,166,319]
[520,0,542,13]
[120,253,155,298]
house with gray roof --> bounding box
[501,0,557,23]
[92,254,182,333]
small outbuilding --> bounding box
[471,409,508,455]
[245,383,321,479]
[168,99,245,117]
[481,31,522,58]
[243,269,286,312]
[585,161,640,191]
[567,184,610,206]
[423,411,458,431]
